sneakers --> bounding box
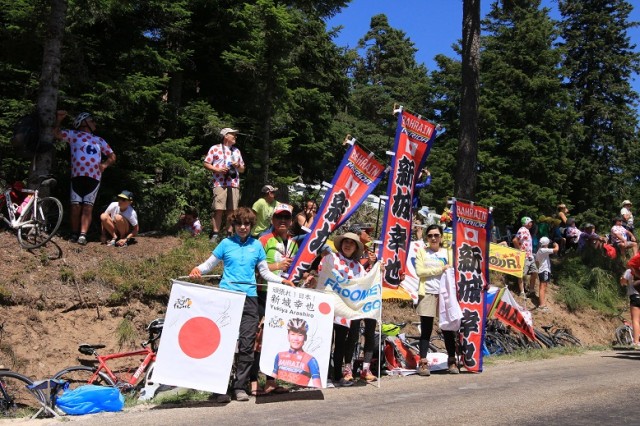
[107,238,117,246]
[337,378,354,387]
[360,368,377,382]
[234,389,249,401]
[326,379,335,388]
[69,234,79,243]
[519,292,526,298]
[417,359,430,376]
[342,364,354,382]
[209,233,219,243]
[538,305,550,312]
[215,393,231,403]
[447,357,460,375]
[77,235,87,245]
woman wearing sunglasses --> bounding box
[189,207,293,402]
[415,224,459,376]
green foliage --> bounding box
[555,252,626,313]
[116,317,138,349]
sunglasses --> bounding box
[233,221,252,227]
[426,233,441,239]
[274,215,292,220]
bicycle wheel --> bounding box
[17,197,63,249]
[52,366,116,392]
[552,331,582,347]
[534,329,555,348]
[0,370,45,418]
[615,325,633,346]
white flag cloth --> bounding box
[260,283,334,389]
[153,280,246,394]
[317,256,382,323]
[438,268,463,331]
[399,240,425,304]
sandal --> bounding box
[264,385,289,394]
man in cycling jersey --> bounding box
[55,110,116,245]
[272,318,322,388]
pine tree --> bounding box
[558,0,640,221]
[478,0,575,226]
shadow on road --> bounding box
[254,389,324,404]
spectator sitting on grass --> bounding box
[100,190,138,247]
[177,207,202,236]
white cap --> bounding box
[220,128,239,137]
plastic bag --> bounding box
[56,385,124,415]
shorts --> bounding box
[70,176,100,205]
[539,271,552,283]
[212,186,240,211]
[416,293,438,317]
[523,257,538,276]
[630,294,640,308]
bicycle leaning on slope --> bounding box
[52,318,164,395]
[0,176,62,249]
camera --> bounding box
[226,167,238,179]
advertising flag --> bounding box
[453,200,492,373]
[489,243,525,278]
[260,283,334,388]
[153,280,245,394]
[288,143,385,283]
[317,256,382,325]
[379,110,436,288]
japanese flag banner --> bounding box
[379,110,436,289]
[398,240,427,303]
[452,200,492,373]
[287,143,385,283]
[260,283,334,389]
[153,280,246,394]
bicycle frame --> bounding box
[90,346,155,387]
[0,187,37,230]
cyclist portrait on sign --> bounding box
[272,318,322,388]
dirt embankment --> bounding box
[0,231,622,380]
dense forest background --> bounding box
[1,0,639,235]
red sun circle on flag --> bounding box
[318,302,331,315]
[178,316,221,359]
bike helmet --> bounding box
[287,318,308,335]
[147,318,164,333]
[73,112,93,129]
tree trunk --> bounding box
[455,0,480,201]
[29,0,67,195]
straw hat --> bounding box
[333,232,364,260]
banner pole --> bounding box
[377,306,382,389]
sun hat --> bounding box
[261,184,278,193]
[219,128,239,137]
[622,200,632,207]
[333,232,364,260]
[117,190,134,201]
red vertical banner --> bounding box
[379,110,436,288]
[287,144,385,283]
[453,200,492,372]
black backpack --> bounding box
[10,113,51,158]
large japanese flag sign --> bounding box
[398,240,426,303]
[260,283,334,389]
[153,280,246,394]
[287,143,385,283]
[452,200,492,373]
[379,110,436,289]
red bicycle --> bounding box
[52,319,163,393]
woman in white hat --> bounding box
[317,232,365,386]
[621,200,634,233]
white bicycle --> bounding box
[0,177,63,249]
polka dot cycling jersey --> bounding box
[60,129,113,180]
[204,144,244,188]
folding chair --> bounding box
[27,378,68,418]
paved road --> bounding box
[13,350,640,425]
